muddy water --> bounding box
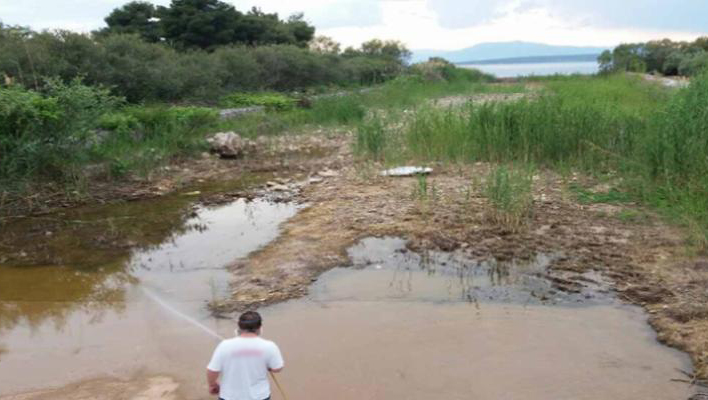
[259,238,696,400]
[0,179,298,398]
[0,210,698,400]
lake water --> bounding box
[460,61,599,78]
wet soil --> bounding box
[0,237,698,399]
[1,94,708,397]
[208,137,708,382]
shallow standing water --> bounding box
[460,61,599,78]
[0,204,698,399]
[0,185,299,398]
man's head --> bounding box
[238,311,262,334]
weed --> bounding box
[569,184,633,204]
[484,165,534,230]
[356,117,386,160]
[412,173,429,200]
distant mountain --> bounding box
[412,41,608,64]
[463,54,600,65]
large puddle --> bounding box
[0,200,699,399]
[0,179,299,398]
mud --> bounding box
[2,107,708,398]
[212,141,708,381]
[0,237,699,399]
[0,194,297,398]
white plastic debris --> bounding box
[380,166,433,177]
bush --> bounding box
[0,80,121,180]
[221,92,297,111]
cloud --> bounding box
[426,0,515,29]
[231,0,382,29]
[0,0,170,31]
[531,0,708,32]
[427,0,708,33]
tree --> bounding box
[309,36,341,54]
[158,0,243,50]
[100,1,162,43]
[286,14,315,47]
[597,50,613,73]
[360,39,411,64]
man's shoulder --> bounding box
[257,337,280,350]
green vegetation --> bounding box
[599,37,708,76]
[221,92,297,111]
[0,0,411,103]
[100,0,314,49]
[0,59,491,192]
[484,165,534,229]
[569,184,633,205]
[356,72,708,246]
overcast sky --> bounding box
[0,0,706,50]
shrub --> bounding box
[0,80,121,180]
[221,92,297,111]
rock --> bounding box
[318,169,339,178]
[207,132,253,159]
[308,177,324,184]
[270,184,290,192]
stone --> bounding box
[318,169,340,177]
[207,132,253,159]
[308,177,324,184]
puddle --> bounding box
[0,217,699,400]
[259,238,696,400]
[330,237,609,305]
[0,179,298,397]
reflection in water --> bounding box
[0,194,298,396]
[345,237,571,305]
[0,175,293,336]
[0,266,129,334]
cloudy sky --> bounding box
[0,0,706,50]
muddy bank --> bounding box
[212,137,708,381]
[0,133,344,220]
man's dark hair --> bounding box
[238,311,262,333]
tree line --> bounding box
[0,0,411,103]
[599,37,708,77]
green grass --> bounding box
[569,184,633,205]
[94,105,219,178]
[1,65,495,196]
[355,72,708,247]
[484,165,534,229]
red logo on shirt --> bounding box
[233,349,264,358]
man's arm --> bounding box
[267,343,285,373]
[206,369,220,395]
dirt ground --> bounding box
[3,100,707,387]
[200,133,708,384]
[0,376,179,400]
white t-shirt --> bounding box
[207,336,284,400]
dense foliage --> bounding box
[0,23,410,103]
[99,0,314,49]
[599,37,708,76]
